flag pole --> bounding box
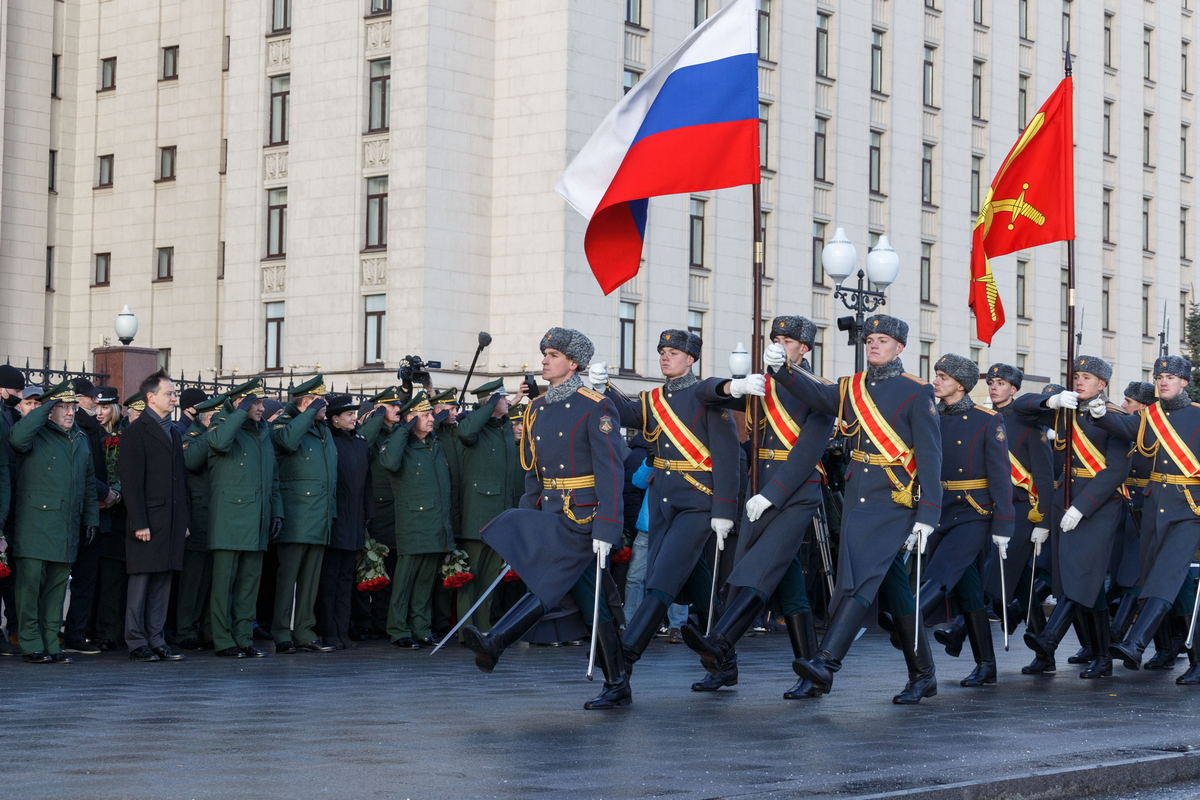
[750,182,764,496]
[1063,50,1076,511]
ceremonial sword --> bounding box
[429,564,512,656]
[997,540,1009,651]
[587,553,603,681]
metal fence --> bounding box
[171,370,388,407]
[3,358,109,392]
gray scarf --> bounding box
[666,373,698,392]
[939,396,975,416]
[1161,392,1192,412]
[866,358,905,382]
[995,401,1016,417]
[545,374,583,405]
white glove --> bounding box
[592,538,612,568]
[762,342,787,369]
[1060,506,1083,532]
[711,518,734,550]
[1031,526,1049,557]
[1046,428,1057,441]
[992,534,1010,559]
[745,494,773,522]
[728,374,767,398]
[1047,390,1079,410]
[588,362,609,391]
[1088,397,1107,419]
[905,522,934,554]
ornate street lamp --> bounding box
[823,229,900,372]
[114,305,139,346]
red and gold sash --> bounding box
[1145,403,1200,477]
[762,377,800,448]
[647,387,711,470]
[1071,418,1130,500]
[840,372,916,506]
[1009,452,1044,523]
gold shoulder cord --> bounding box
[519,403,539,473]
[640,391,663,443]
[1134,409,1160,458]
[1052,409,1067,452]
[837,376,861,438]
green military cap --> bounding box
[123,392,146,411]
[398,391,433,416]
[227,377,265,402]
[194,394,226,413]
[369,385,403,405]
[506,403,526,422]
[291,374,327,398]
[470,378,507,398]
[429,388,457,405]
[36,379,78,404]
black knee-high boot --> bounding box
[1177,618,1200,685]
[881,582,943,651]
[583,620,632,710]
[794,599,868,694]
[1067,611,1093,664]
[959,608,997,686]
[1109,593,1140,642]
[1021,591,1055,674]
[1024,598,1081,659]
[1146,614,1183,669]
[681,586,764,673]
[892,614,937,704]
[460,592,547,673]
[620,595,668,673]
[934,615,967,658]
[783,610,820,699]
[1080,608,1113,678]
[1110,598,1171,670]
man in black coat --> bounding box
[118,370,189,662]
[319,395,373,650]
[0,364,24,655]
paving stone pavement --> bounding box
[4,625,1200,800]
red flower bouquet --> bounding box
[501,569,521,583]
[355,538,391,592]
[442,571,475,589]
[612,546,632,565]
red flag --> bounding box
[970,77,1075,344]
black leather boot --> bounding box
[1003,599,1022,635]
[1109,593,1139,642]
[1021,584,1055,674]
[1067,612,1093,664]
[1080,609,1113,678]
[583,620,632,710]
[620,595,668,674]
[460,592,547,673]
[959,608,997,686]
[880,582,943,651]
[892,613,937,704]
[933,615,966,658]
[1024,598,1080,660]
[681,587,764,674]
[783,610,820,699]
[1176,621,1200,685]
[794,599,868,694]
[1110,598,1170,671]
[1146,614,1183,669]
[691,648,737,691]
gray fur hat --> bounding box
[1124,381,1157,406]
[1072,355,1112,383]
[1153,354,1193,381]
[986,363,1023,390]
[769,315,817,347]
[540,327,595,367]
[935,353,980,392]
[1042,383,1066,395]
[861,314,908,346]
[657,329,702,361]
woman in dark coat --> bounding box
[318,395,373,649]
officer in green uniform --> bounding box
[455,378,522,637]
[206,379,283,658]
[380,392,454,648]
[177,394,223,649]
[355,387,403,638]
[7,381,99,663]
[269,375,337,654]
[430,387,463,636]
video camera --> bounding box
[397,355,441,389]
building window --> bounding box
[1103,101,1113,155]
[1102,15,1115,70]
[871,31,884,93]
[868,131,882,194]
[1102,277,1113,331]
[220,138,228,174]
[94,253,111,287]
[1060,268,1069,324]
[1016,259,1028,318]
[623,69,640,94]
[1143,284,1152,336]
[156,348,171,375]
[272,0,291,33]
[270,75,290,145]
[1144,28,1153,80]
[1018,75,1028,130]
[688,311,704,374]
[619,302,637,373]
[1183,124,1191,176]
[1019,0,1030,40]
[158,146,176,181]
[100,57,116,91]
[758,0,770,60]
[626,0,641,26]
[1144,113,1153,166]
[693,0,707,28]
[970,156,982,216]
[265,301,285,371]
[223,35,230,71]
[689,198,705,269]
[920,242,932,303]
[811,327,825,376]
[814,117,828,181]
[45,247,53,290]
[268,188,288,258]
[1062,0,1072,54]
[972,61,984,119]
[1016,353,1027,372]
[759,102,769,169]
[364,294,386,365]
[923,47,936,106]
[919,342,932,381]
[925,0,936,8]
[921,144,934,205]
[812,222,827,286]
[51,54,60,98]
[366,176,388,250]
[974,0,984,25]
[162,46,179,80]
[1102,188,1112,242]
[371,0,391,13]
[816,14,830,78]
[48,150,56,192]
[1183,207,1190,260]
[155,246,173,281]
[1144,197,1153,251]
[218,241,225,279]
[1183,291,1191,345]
[369,59,390,132]
[760,211,769,273]
[1184,42,1190,93]
[98,154,114,188]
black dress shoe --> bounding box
[97,639,118,652]
[275,641,297,654]
[0,640,20,656]
[338,636,357,650]
[178,638,204,651]
[415,637,438,648]
[22,651,51,664]
[252,624,272,641]
[215,647,247,658]
[241,646,267,658]
[152,646,184,661]
[391,638,419,650]
[129,646,160,662]
[49,652,74,664]
[62,638,101,655]
[298,640,334,653]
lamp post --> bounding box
[822,228,900,373]
[114,305,139,346]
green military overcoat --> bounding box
[379,427,453,556]
[455,403,520,541]
[361,413,396,550]
[271,403,337,545]
[205,405,283,551]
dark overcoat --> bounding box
[328,425,372,551]
[118,412,189,573]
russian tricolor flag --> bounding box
[556,0,760,295]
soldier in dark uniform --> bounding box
[681,315,835,699]
[7,381,99,662]
[1017,355,1131,678]
[178,394,223,649]
[205,378,283,658]
[786,315,944,704]
[355,387,403,639]
[1088,356,1200,683]
[588,329,742,690]
[462,327,629,710]
[270,375,337,654]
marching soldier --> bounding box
[205,379,283,658]
[355,387,403,639]
[1107,382,1157,644]
[270,375,337,654]
[7,381,99,663]
[785,315,944,704]
[682,315,835,699]
[177,394,224,649]
[462,327,629,710]
[1017,356,1131,678]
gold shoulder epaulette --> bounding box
[901,373,928,385]
[273,422,287,429]
[975,405,997,416]
[577,387,604,402]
